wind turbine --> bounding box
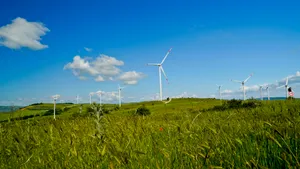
[89,92,94,104]
[96,90,103,106]
[216,84,222,100]
[76,95,79,104]
[259,85,263,100]
[277,77,290,99]
[231,73,253,100]
[147,48,172,101]
[266,85,270,100]
[51,94,60,119]
[118,85,125,107]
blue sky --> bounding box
[1,0,300,105]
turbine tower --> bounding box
[231,73,253,101]
[51,94,60,120]
[96,90,103,106]
[147,48,172,101]
[76,95,79,104]
[266,85,270,100]
[118,85,125,107]
[89,92,94,104]
[216,84,222,100]
[259,85,263,100]
[277,77,290,99]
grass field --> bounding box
[0,98,299,168]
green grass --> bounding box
[0,98,299,168]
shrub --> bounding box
[226,99,243,109]
[136,105,151,116]
[43,108,63,116]
[29,103,43,106]
[242,100,261,108]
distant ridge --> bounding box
[0,106,23,113]
[254,97,298,100]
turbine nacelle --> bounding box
[231,73,253,100]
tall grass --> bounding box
[0,99,299,168]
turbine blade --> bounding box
[160,48,172,65]
[147,63,160,66]
[244,73,253,83]
[231,79,242,83]
[160,66,169,83]
[277,85,285,89]
[286,77,289,85]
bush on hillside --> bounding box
[114,106,120,111]
[205,99,261,112]
[43,108,63,116]
[136,105,151,116]
[226,99,243,109]
[62,107,71,112]
[30,103,43,106]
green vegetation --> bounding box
[0,98,300,168]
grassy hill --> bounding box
[0,98,299,168]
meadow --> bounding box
[0,98,299,168]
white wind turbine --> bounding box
[259,85,263,100]
[89,92,94,104]
[118,85,125,107]
[266,85,270,100]
[231,73,253,101]
[147,48,172,101]
[277,77,290,99]
[96,90,103,106]
[76,95,79,104]
[216,84,222,100]
[51,94,60,120]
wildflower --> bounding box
[160,127,163,131]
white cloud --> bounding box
[221,90,234,94]
[95,75,104,82]
[118,71,145,85]
[84,47,92,52]
[78,76,87,80]
[0,17,49,50]
[64,55,137,82]
[64,55,97,75]
[172,92,198,98]
[91,54,124,76]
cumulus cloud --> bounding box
[0,17,49,50]
[78,76,87,80]
[118,71,145,85]
[84,47,92,52]
[95,75,104,82]
[64,55,145,84]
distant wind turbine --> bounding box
[76,95,79,104]
[277,77,290,99]
[89,92,94,104]
[96,90,103,106]
[231,73,253,100]
[216,84,222,100]
[266,85,270,100]
[52,94,60,120]
[118,85,125,107]
[259,85,263,100]
[147,48,172,101]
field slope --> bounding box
[0,98,299,168]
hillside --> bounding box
[0,98,300,168]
